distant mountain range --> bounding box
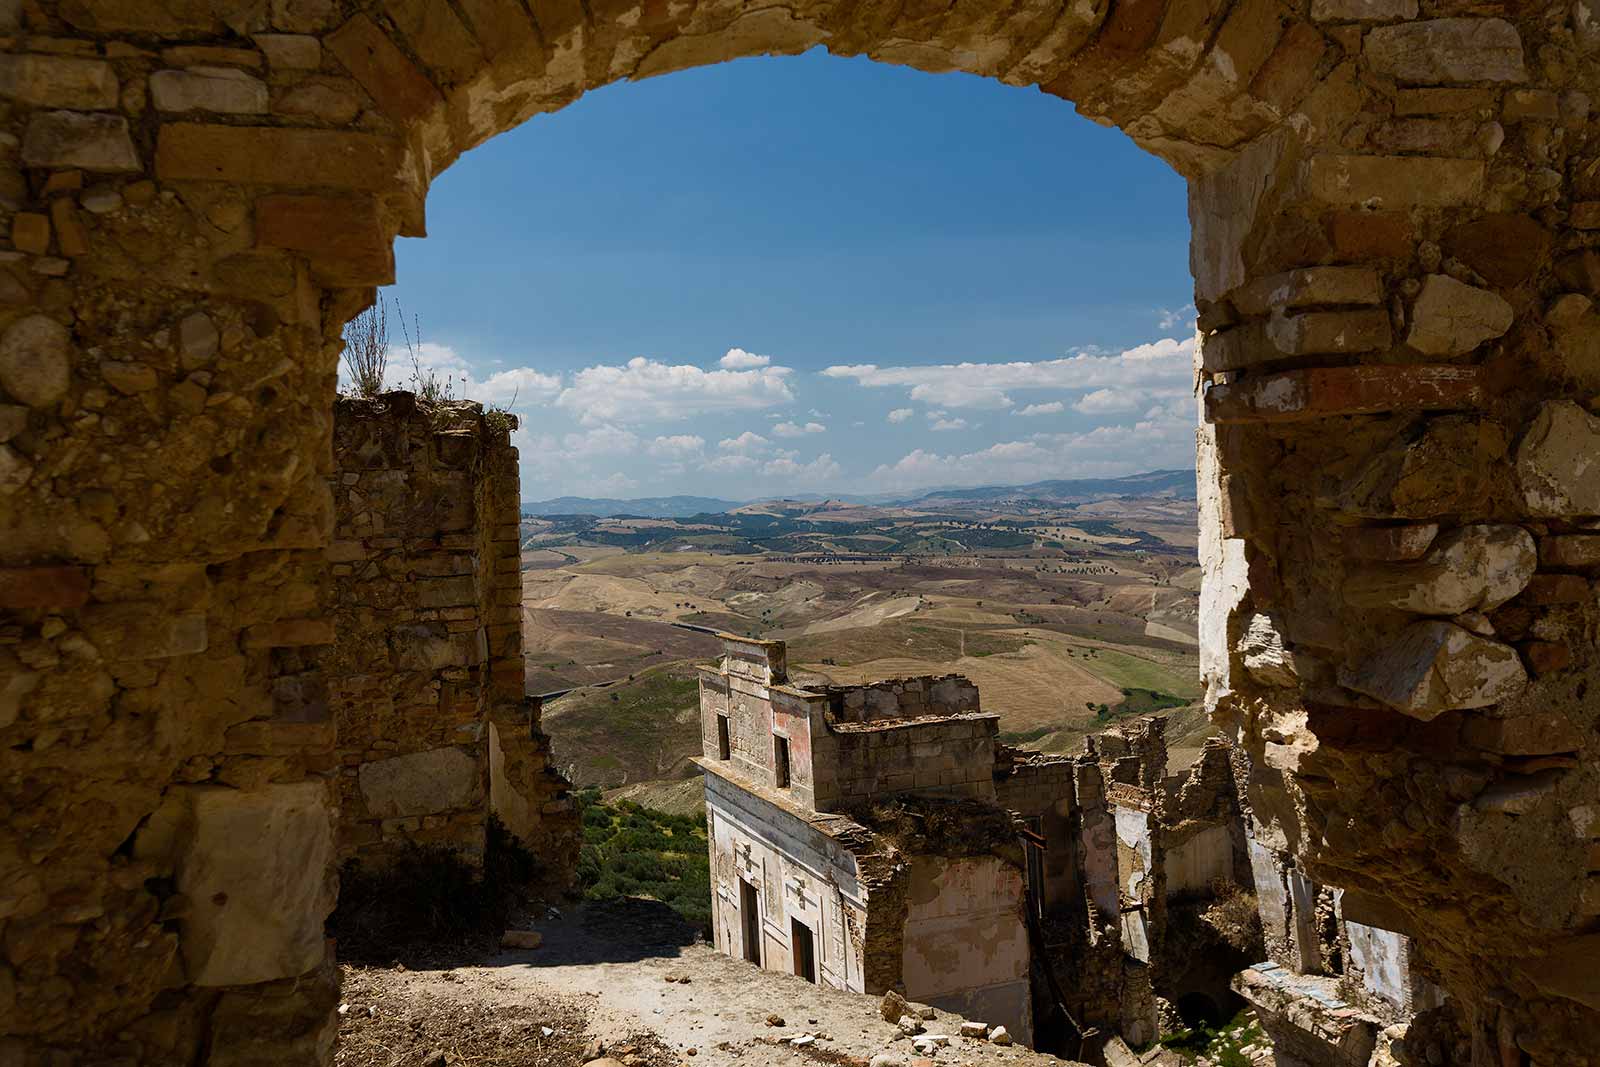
[914,469,1196,503]
[522,470,1196,518]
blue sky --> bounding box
[376,47,1197,501]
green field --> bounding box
[543,664,703,787]
[1064,644,1201,699]
[576,790,711,929]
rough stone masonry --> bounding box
[0,0,1598,1063]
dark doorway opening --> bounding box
[717,714,731,760]
[792,918,816,982]
[740,878,762,965]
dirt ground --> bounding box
[335,900,1081,1067]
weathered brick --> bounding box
[0,54,118,108]
[1394,88,1496,115]
[155,123,401,190]
[1306,155,1484,208]
[1364,18,1527,85]
[1267,308,1392,355]
[255,194,394,285]
[1327,211,1412,260]
[325,14,442,123]
[243,619,336,648]
[1343,524,1439,561]
[1539,535,1600,569]
[0,565,90,609]
[1230,266,1381,317]
[1518,573,1591,604]
[21,111,140,173]
[1207,366,1481,423]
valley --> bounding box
[522,473,1207,809]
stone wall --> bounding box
[327,394,576,879]
[811,674,981,723]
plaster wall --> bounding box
[1165,823,1235,897]
[900,855,1034,1046]
[703,766,867,993]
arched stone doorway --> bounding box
[1,1,1596,1062]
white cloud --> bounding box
[887,408,914,424]
[719,348,772,369]
[718,431,769,453]
[357,341,563,406]
[1074,388,1143,415]
[822,335,1194,410]
[1158,304,1197,331]
[929,416,967,432]
[557,356,793,424]
[762,453,841,486]
[705,453,759,473]
[1016,401,1064,416]
[647,434,705,458]
[560,424,639,457]
[774,420,826,437]
[864,397,1197,493]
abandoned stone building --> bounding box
[695,635,1271,1060]
[3,0,1600,1062]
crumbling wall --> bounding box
[327,395,575,878]
[811,674,980,723]
[820,715,1000,809]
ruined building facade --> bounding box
[694,636,1264,1060]
[4,0,1600,1062]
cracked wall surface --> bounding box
[0,0,1598,1062]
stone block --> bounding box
[1344,524,1439,561]
[358,746,482,817]
[255,194,394,286]
[20,111,140,173]
[1522,640,1572,674]
[417,575,477,608]
[1343,525,1536,615]
[1239,612,1299,687]
[1472,769,1562,815]
[1338,621,1527,719]
[256,33,322,69]
[1394,88,1496,115]
[1364,19,1527,84]
[1206,366,1480,423]
[0,54,119,108]
[1504,89,1559,122]
[325,14,442,123]
[1442,214,1549,288]
[1327,211,1412,261]
[1331,415,1498,518]
[1516,401,1600,517]
[1230,266,1382,317]
[155,124,401,191]
[150,66,268,113]
[243,619,335,648]
[82,603,208,660]
[0,314,71,410]
[174,781,336,986]
[1539,535,1600,569]
[1572,202,1600,230]
[1405,275,1513,358]
[1518,574,1590,604]
[1267,307,1392,355]
[1310,0,1414,20]
[1305,155,1483,208]
[11,213,49,256]
[0,565,89,609]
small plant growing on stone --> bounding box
[341,295,390,398]
[397,299,454,406]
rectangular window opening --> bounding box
[717,714,731,760]
[792,918,816,983]
[774,735,791,789]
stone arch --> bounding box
[1,0,1598,1064]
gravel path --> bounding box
[336,899,1084,1067]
